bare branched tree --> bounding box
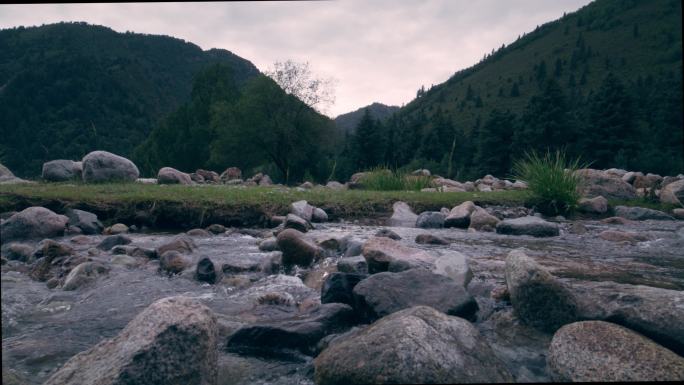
[266,60,336,114]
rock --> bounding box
[157,167,192,185]
[44,296,217,385]
[2,243,34,262]
[321,272,367,307]
[577,195,608,214]
[299,181,314,189]
[258,237,279,252]
[220,167,242,182]
[605,168,628,178]
[468,206,500,231]
[477,184,493,192]
[65,209,103,235]
[599,230,650,243]
[227,303,355,356]
[104,223,128,235]
[505,249,578,332]
[548,321,684,382]
[258,175,273,186]
[601,216,634,225]
[136,178,157,184]
[512,180,528,190]
[337,256,367,274]
[225,178,243,185]
[196,169,220,183]
[156,235,196,255]
[575,168,637,200]
[432,177,464,189]
[431,250,473,288]
[1,207,68,242]
[415,211,445,228]
[568,222,588,235]
[290,200,314,221]
[673,208,684,219]
[362,236,436,273]
[63,262,108,290]
[312,207,328,223]
[81,150,139,183]
[276,228,322,267]
[96,234,131,251]
[353,269,478,321]
[42,159,81,181]
[187,228,212,237]
[284,213,311,232]
[614,205,674,220]
[387,201,418,227]
[196,257,222,284]
[110,255,141,268]
[414,233,449,245]
[374,228,401,240]
[159,251,190,275]
[496,216,560,237]
[342,239,363,258]
[313,306,513,385]
[622,171,641,184]
[411,168,431,176]
[205,224,226,234]
[33,239,73,259]
[660,179,684,206]
[444,201,476,228]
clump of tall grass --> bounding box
[512,149,588,216]
[359,167,433,191]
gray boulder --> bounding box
[548,321,684,381]
[157,167,192,185]
[276,228,322,267]
[313,306,513,385]
[42,160,81,181]
[496,216,559,237]
[325,181,346,190]
[577,195,608,214]
[444,201,476,228]
[505,249,578,332]
[290,200,314,221]
[468,206,500,231]
[44,296,217,385]
[258,237,279,252]
[352,268,478,321]
[362,236,436,273]
[660,179,684,206]
[575,168,636,200]
[614,205,674,220]
[63,262,109,290]
[387,201,418,227]
[415,211,445,228]
[97,235,132,251]
[431,250,473,288]
[284,213,311,232]
[321,272,367,306]
[82,151,139,183]
[2,243,35,263]
[66,209,103,235]
[337,256,367,274]
[1,207,68,242]
[312,207,328,222]
[159,251,190,275]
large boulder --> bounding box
[496,216,559,237]
[1,207,68,242]
[361,236,436,273]
[276,228,322,267]
[614,205,674,220]
[82,151,139,183]
[290,200,314,222]
[0,163,32,184]
[352,269,478,321]
[548,321,684,381]
[42,160,82,181]
[44,296,218,385]
[157,167,192,185]
[387,201,418,227]
[444,201,476,228]
[415,211,445,228]
[575,168,637,200]
[660,179,684,206]
[505,249,578,332]
[65,209,103,235]
[313,306,513,384]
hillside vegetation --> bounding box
[0,22,259,177]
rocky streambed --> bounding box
[2,203,684,384]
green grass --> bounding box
[359,167,433,191]
[512,149,588,216]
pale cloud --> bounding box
[0,0,592,117]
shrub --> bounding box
[359,167,433,191]
[512,149,588,216]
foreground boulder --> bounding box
[362,236,436,273]
[314,306,513,385]
[496,216,559,237]
[387,201,418,227]
[575,168,637,200]
[353,269,478,321]
[82,151,139,183]
[157,167,192,185]
[42,160,82,181]
[614,205,674,220]
[660,179,684,206]
[548,321,684,381]
[505,250,578,332]
[1,207,68,242]
[276,228,322,266]
[44,296,218,385]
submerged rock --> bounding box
[44,296,217,385]
[496,216,559,237]
[614,205,674,221]
[362,236,436,273]
[414,233,449,245]
[548,321,684,382]
[313,306,513,385]
[63,262,109,291]
[598,230,651,243]
[1,207,68,242]
[374,228,401,240]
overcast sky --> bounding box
[0,0,592,117]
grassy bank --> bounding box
[0,183,532,229]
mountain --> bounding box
[373,0,682,180]
[0,22,260,177]
[334,102,400,133]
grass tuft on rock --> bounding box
[512,149,588,216]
